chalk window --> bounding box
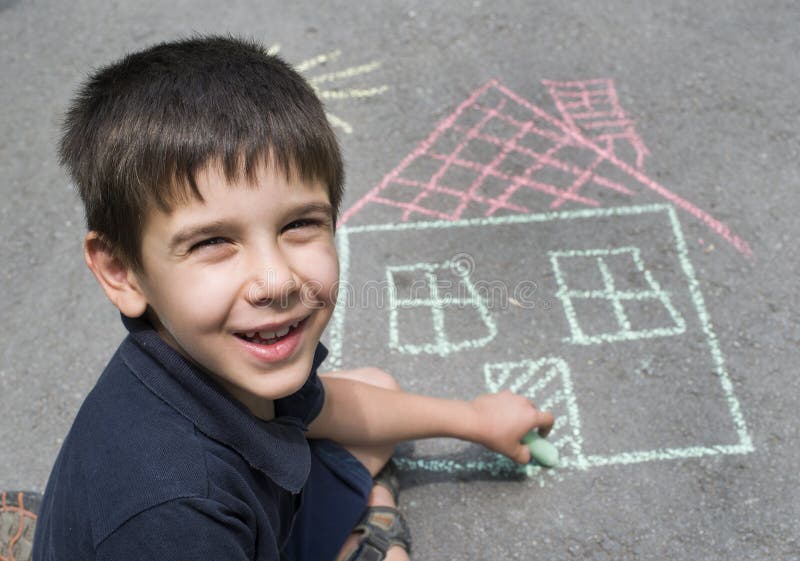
[385,259,497,356]
[549,247,685,345]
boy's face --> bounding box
[131,162,338,419]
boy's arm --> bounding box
[306,377,554,464]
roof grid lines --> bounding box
[344,81,642,224]
[341,80,751,257]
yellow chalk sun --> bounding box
[269,44,388,134]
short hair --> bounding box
[59,35,344,274]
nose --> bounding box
[246,250,299,308]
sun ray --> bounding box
[295,49,342,73]
[319,86,389,100]
[325,112,353,135]
[309,61,382,86]
[266,44,388,134]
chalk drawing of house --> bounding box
[327,81,753,481]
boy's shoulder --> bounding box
[37,320,324,552]
[56,341,211,542]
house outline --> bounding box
[326,204,754,480]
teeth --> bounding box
[243,319,302,342]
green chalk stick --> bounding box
[522,432,559,467]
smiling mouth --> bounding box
[235,317,307,345]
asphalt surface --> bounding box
[1,1,799,559]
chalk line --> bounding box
[493,81,753,258]
[295,49,341,72]
[340,80,498,224]
[485,357,587,470]
[385,260,498,356]
[276,47,389,135]
[342,79,752,258]
[328,227,350,370]
[342,202,672,234]
[319,86,389,100]
[543,78,650,170]
[549,246,686,345]
[326,112,353,134]
[665,204,753,452]
[330,203,753,477]
[310,61,382,85]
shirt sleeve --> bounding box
[95,497,275,561]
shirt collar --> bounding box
[118,313,325,493]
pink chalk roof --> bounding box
[340,79,751,258]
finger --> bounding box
[513,442,531,465]
[535,410,555,438]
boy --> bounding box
[32,35,554,561]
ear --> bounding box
[83,231,149,318]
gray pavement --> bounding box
[2,1,799,559]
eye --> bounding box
[283,218,323,232]
[189,237,229,251]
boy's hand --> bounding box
[469,391,555,464]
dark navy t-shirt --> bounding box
[32,314,328,561]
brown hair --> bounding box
[59,35,344,274]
